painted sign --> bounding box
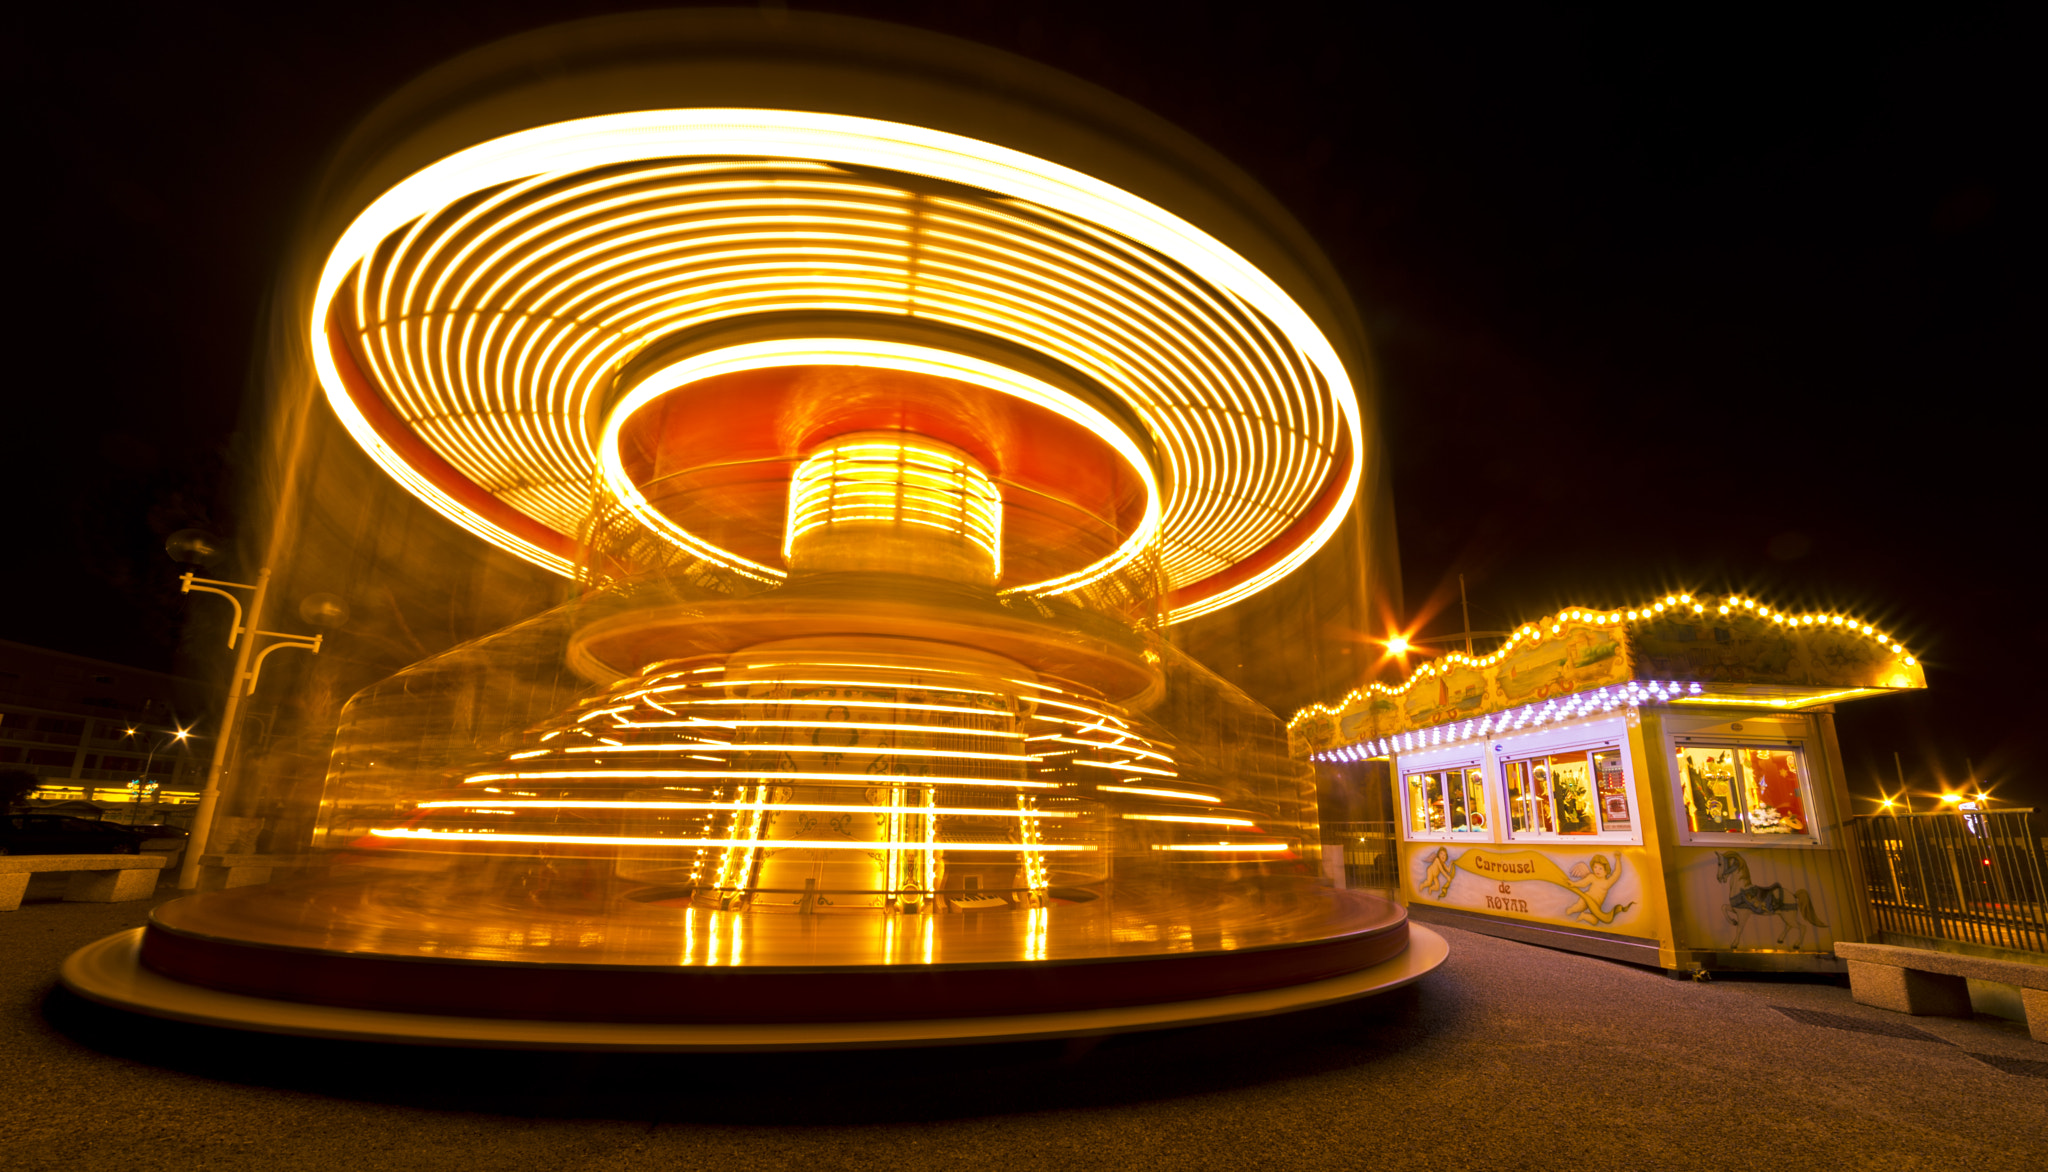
[1406,842,1649,933]
[1671,846,1835,953]
[1632,612,1921,691]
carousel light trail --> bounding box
[311,112,1364,621]
[416,800,1082,818]
[369,828,1095,850]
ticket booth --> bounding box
[1291,592,1925,974]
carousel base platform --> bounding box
[59,877,1444,1051]
[60,922,1445,1050]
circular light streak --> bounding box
[310,109,1362,621]
[601,339,1164,594]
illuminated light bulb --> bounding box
[1903,656,1916,665]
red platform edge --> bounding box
[138,912,1410,1024]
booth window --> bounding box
[1404,766,1488,837]
[1676,744,1811,838]
[1502,748,1634,840]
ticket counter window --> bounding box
[1503,748,1634,841]
[1677,744,1810,837]
[1405,767,1487,837]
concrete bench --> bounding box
[0,854,168,910]
[196,852,332,890]
[1836,941,2048,1043]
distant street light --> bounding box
[128,727,187,826]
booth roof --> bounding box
[1290,591,1925,756]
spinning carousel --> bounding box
[63,9,1441,1048]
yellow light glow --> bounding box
[1121,813,1257,826]
[464,768,1058,788]
[370,827,1094,850]
[1150,842,1289,852]
[1939,793,1963,804]
[1098,784,1220,803]
[1288,590,1918,733]
[1384,633,1411,656]
[417,799,1076,818]
[311,109,1362,619]
[561,742,1033,762]
[603,337,1161,595]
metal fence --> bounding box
[1322,821,1400,890]
[1849,811,2048,955]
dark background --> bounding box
[12,2,2040,812]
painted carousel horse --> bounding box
[1713,850,1825,949]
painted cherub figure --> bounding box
[1563,853,1635,925]
[1419,846,1456,899]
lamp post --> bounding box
[128,727,187,825]
[172,565,327,890]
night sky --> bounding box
[13,2,2040,813]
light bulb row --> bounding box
[1291,591,1913,733]
[1311,680,1700,763]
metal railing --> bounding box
[1323,821,1400,890]
[1849,811,2047,955]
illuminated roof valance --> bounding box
[311,113,1364,623]
[1290,592,1925,755]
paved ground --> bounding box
[4,878,2044,1171]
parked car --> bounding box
[0,814,149,855]
[121,823,190,843]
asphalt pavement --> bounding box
[4,875,2043,1171]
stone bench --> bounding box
[0,854,168,910]
[1836,941,2048,1043]
[196,852,331,890]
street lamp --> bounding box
[128,726,187,826]
[168,532,340,890]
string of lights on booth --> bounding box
[1294,592,1918,755]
